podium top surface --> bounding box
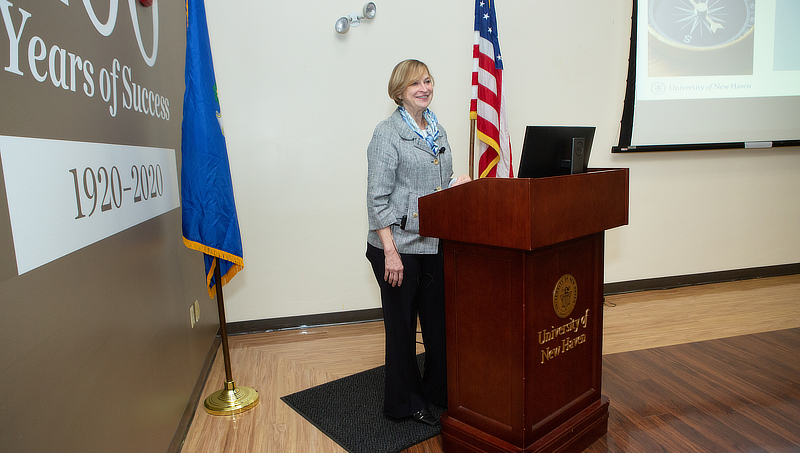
[418,168,629,250]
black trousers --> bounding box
[366,243,448,418]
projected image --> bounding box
[648,0,755,76]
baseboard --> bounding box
[224,264,800,336]
[603,263,800,295]
[169,335,221,453]
[226,307,384,336]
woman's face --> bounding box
[400,71,433,116]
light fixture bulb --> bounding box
[335,16,350,34]
[363,2,376,19]
[335,3,376,34]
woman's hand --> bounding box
[452,174,471,187]
[376,226,403,286]
[383,248,404,287]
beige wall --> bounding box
[204,0,800,323]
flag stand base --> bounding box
[204,380,259,416]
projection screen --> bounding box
[615,0,800,152]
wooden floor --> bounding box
[180,274,800,453]
[588,328,800,453]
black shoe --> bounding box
[412,408,439,426]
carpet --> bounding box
[281,354,444,453]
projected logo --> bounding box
[650,81,666,95]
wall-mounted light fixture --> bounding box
[335,2,377,34]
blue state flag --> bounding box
[181,0,243,298]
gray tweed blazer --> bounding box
[366,108,454,254]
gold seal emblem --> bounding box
[553,274,577,318]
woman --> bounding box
[366,59,470,426]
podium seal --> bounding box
[553,274,578,318]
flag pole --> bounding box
[203,257,259,416]
[469,118,476,180]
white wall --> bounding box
[204,0,800,322]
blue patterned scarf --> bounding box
[399,106,440,155]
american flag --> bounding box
[471,0,513,178]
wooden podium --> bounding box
[418,169,629,453]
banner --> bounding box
[181,0,243,297]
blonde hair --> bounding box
[387,59,434,106]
